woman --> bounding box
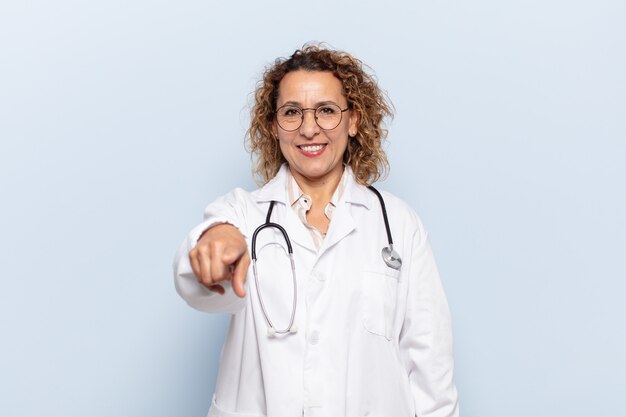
[174,44,459,417]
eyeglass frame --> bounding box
[275,103,351,132]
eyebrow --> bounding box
[280,100,342,107]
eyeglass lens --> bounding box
[276,104,344,131]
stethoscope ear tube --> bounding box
[252,201,298,336]
[251,201,294,259]
[251,222,293,260]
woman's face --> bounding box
[273,70,358,186]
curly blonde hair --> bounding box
[246,43,394,186]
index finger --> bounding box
[230,250,250,298]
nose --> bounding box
[299,109,320,138]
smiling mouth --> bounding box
[297,144,326,152]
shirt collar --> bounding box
[255,163,374,210]
[286,167,346,208]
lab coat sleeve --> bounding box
[398,217,459,417]
[173,188,249,314]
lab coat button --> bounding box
[309,330,320,345]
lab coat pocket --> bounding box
[208,395,266,417]
[361,264,400,340]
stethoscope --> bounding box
[250,185,401,337]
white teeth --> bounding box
[299,144,325,152]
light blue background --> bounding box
[1,1,624,416]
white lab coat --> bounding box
[173,165,459,417]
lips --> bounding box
[298,144,326,152]
[295,143,328,158]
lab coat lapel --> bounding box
[317,201,355,257]
[317,171,373,257]
[281,205,317,253]
[255,165,317,254]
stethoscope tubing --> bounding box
[367,185,393,246]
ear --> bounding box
[272,119,279,139]
[348,109,360,137]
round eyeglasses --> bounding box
[276,103,350,132]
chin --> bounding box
[289,157,343,180]
[297,164,332,178]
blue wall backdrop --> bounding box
[1,1,624,416]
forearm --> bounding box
[173,188,250,313]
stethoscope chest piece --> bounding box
[382,245,402,270]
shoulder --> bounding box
[371,186,429,245]
[209,187,255,207]
[210,165,289,209]
[201,186,259,221]
[370,186,419,222]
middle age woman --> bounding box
[174,44,458,417]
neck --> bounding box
[289,166,344,204]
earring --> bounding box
[349,131,356,138]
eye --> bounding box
[280,106,301,117]
[317,105,337,115]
